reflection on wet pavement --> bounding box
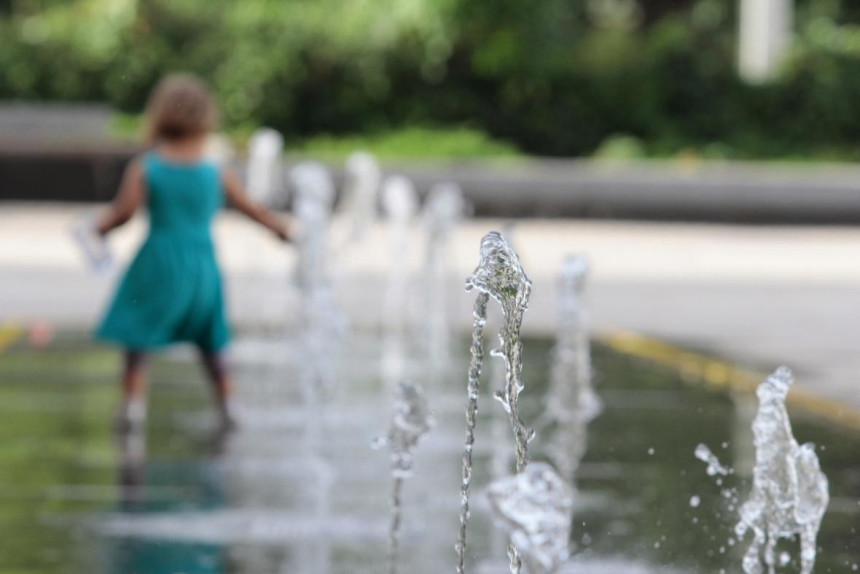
[0,332,857,574]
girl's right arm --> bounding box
[222,167,290,241]
[97,158,146,236]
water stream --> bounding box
[422,183,466,382]
[542,255,601,482]
[291,161,342,402]
[246,128,284,206]
[338,151,382,245]
[455,290,489,574]
[458,231,540,574]
[375,381,434,574]
[381,176,419,390]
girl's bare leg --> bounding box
[200,350,238,429]
[116,350,148,431]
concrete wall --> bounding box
[5,145,860,224]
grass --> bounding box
[109,114,522,161]
[285,126,521,161]
[109,112,143,142]
[112,112,860,164]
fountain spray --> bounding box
[735,367,829,574]
[487,462,574,574]
[291,162,343,402]
[456,231,535,574]
[375,381,434,574]
[422,183,466,379]
[246,127,284,206]
[542,255,601,481]
[338,151,382,245]
[381,176,419,390]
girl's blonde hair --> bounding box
[144,73,218,144]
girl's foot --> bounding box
[218,399,241,431]
[114,399,147,432]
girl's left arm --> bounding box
[97,158,146,236]
[222,166,290,241]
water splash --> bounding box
[735,367,829,574]
[487,462,574,574]
[374,381,434,574]
[246,128,284,205]
[457,231,534,574]
[543,255,601,481]
[694,444,732,477]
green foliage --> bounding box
[594,134,647,160]
[5,0,860,159]
[287,125,521,160]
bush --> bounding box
[5,0,860,160]
[287,126,521,160]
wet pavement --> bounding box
[0,330,858,574]
[4,203,860,418]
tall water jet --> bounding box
[243,128,287,347]
[338,151,382,245]
[542,255,601,481]
[735,367,829,574]
[246,128,285,206]
[487,462,574,574]
[290,164,340,574]
[467,232,534,473]
[381,176,419,389]
[291,162,342,401]
[422,183,466,382]
[374,381,434,574]
[456,231,534,574]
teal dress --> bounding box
[96,153,230,352]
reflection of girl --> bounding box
[95,74,289,430]
[112,428,225,574]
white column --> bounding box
[739,0,794,83]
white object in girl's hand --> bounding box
[71,212,114,274]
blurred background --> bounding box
[3,0,860,161]
[2,1,860,574]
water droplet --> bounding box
[581,533,592,546]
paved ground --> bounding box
[3,203,860,420]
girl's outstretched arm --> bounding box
[97,158,146,236]
[222,167,290,241]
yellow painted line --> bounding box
[598,330,860,433]
[0,322,23,354]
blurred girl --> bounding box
[96,74,289,430]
